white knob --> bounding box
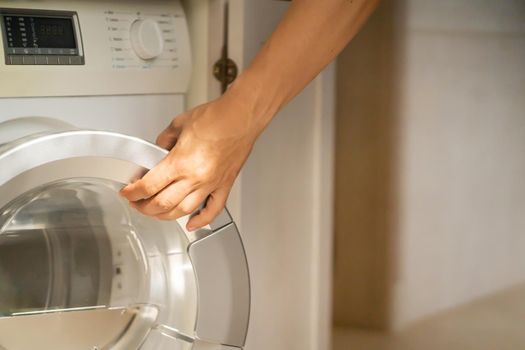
[130,19,164,60]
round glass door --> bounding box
[0,122,250,349]
[0,178,197,350]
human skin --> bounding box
[120,0,379,230]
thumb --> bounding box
[156,115,186,150]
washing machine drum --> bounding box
[0,119,250,350]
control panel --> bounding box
[1,9,84,65]
[0,1,192,97]
[103,10,182,71]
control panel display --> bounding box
[5,16,76,49]
[1,8,84,65]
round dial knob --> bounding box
[130,19,164,60]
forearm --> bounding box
[122,0,378,227]
[225,0,379,136]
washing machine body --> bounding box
[0,118,250,350]
[0,1,250,348]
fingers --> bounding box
[120,158,177,202]
[121,102,248,229]
[186,187,230,231]
[155,189,210,221]
[131,179,193,216]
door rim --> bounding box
[0,129,250,348]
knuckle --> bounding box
[170,115,186,129]
[153,198,174,211]
[142,183,159,197]
[178,203,194,215]
[193,164,215,182]
[169,118,180,130]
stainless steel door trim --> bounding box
[0,130,164,185]
[0,157,143,210]
[188,223,250,348]
[0,129,250,348]
[0,117,75,147]
[208,207,233,231]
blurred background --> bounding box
[332,0,525,349]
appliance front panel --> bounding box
[0,0,192,97]
[0,94,183,142]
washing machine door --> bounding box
[0,119,250,350]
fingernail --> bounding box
[187,225,196,232]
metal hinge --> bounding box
[213,57,238,93]
[213,1,238,94]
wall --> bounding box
[333,1,399,329]
[186,1,336,349]
[334,0,525,330]
[394,0,525,329]
[237,1,336,349]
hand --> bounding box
[120,95,258,231]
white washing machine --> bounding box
[0,1,250,350]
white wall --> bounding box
[394,0,525,328]
[334,0,525,330]
[238,2,335,350]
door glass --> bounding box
[0,179,192,350]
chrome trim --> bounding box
[0,117,74,148]
[0,130,165,185]
[188,223,250,347]
[209,207,233,231]
[0,157,144,210]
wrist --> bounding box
[222,67,281,138]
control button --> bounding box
[47,56,59,65]
[35,56,48,65]
[9,56,23,65]
[130,19,164,60]
[22,56,36,65]
[69,56,84,65]
[58,56,71,65]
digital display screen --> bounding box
[3,15,76,49]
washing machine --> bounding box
[0,1,250,350]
